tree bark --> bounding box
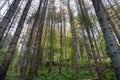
[0,0,32,79]
[67,0,80,73]
[91,0,120,79]
[0,0,21,41]
[20,1,43,79]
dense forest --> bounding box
[0,0,120,80]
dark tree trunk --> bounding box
[0,0,21,41]
[78,0,103,79]
[29,0,48,78]
[34,0,48,76]
[67,0,80,73]
[20,1,43,79]
[0,0,32,79]
[48,0,55,73]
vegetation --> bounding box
[0,0,120,80]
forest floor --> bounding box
[6,62,116,80]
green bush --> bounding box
[104,69,116,80]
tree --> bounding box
[33,0,48,76]
[0,0,32,79]
[20,0,43,79]
[48,0,55,73]
[59,0,63,74]
[0,0,21,41]
[91,0,120,79]
[67,0,80,73]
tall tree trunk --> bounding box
[75,0,93,74]
[59,0,63,74]
[34,0,48,76]
[48,18,55,73]
[63,12,68,71]
[91,0,120,79]
[43,21,49,69]
[0,0,21,41]
[59,19,63,74]
[0,6,21,50]
[0,0,32,79]
[91,14,107,59]
[20,1,43,79]
[67,0,80,73]
[29,0,48,78]
[78,0,103,79]
[48,0,55,73]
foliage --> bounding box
[6,70,20,80]
[5,57,117,80]
[104,69,116,80]
[0,48,7,66]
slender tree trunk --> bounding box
[48,0,55,73]
[59,0,63,74]
[63,13,68,71]
[67,0,80,73]
[0,0,21,41]
[29,0,48,78]
[20,1,43,79]
[78,0,104,79]
[0,7,21,50]
[48,19,55,73]
[91,14,107,59]
[34,0,48,75]
[43,21,49,69]
[75,0,93,74]
[59,19,63,74]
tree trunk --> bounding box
[43,21,49,69]
[0,0,32,79]
[20,1,43,79]
[48,0,55,73]
[29,0,48,78]
[78,0,103,79]
[59,20,63,74]
[0,0,21,41]
[67,0,80,73]
[59,0,63,74]
[34,0,48,76]
[91,0,120,79]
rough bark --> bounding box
[43,21,49,69]
[29,0,48,78]
[0,0,32,79]
[59,0,63,74]
[91,0,120,79]
[48,0,55,73]
[0,0,21,41]
[78,0,103,79]
[68,0,80,73]
[34,0,48,75]
[20,1,43,80]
